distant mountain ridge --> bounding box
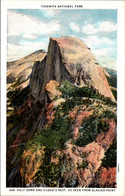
[105,68,117,88]
[7,49,47,90]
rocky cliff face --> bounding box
[7,50,46,91]
[30,36,115,102]
[7,36,117,188]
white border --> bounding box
[1,1,125,196]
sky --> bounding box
[7,9,117,70]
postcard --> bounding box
[1,0,125,196]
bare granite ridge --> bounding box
[30,36,115,102]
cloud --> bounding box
[92,48,117,70]
[98,21,117,32]
[82,24,98,35]
[93,48,108,57]
[96,55,117,70]
[82,21,117,35]
[93,48,116,57]
[81,34,117,70]
[22,33,37,40]
[40,10,55,19]
[7,10,61,39]
[82,35,114,50]
[70,22,80,32]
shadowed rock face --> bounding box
[30,36,115,102]
[89,167,116,188]
[7,50,46,90]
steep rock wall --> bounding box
[30,36,115,102]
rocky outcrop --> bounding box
[90,167,116,187]
[29,58,46,100]
[45,80,62,101]
[20,146,45,186]
[7,50,46,90]
[30,36,115,102]
[50,142,105,187]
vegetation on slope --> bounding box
[7,78,117,187]
[34,148,61,187]
[101,137,117,168]
[60,80,116,106]
[105,68,117,100]
[105,68,117,88]
[74,115,109,147]
[7,86,31,107]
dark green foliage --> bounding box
[7,86,31,107]
[60,81,100,99]
[106,68,117,88]
[102,110,116,122]
[74,108,116,148]
[107,76,117,89]
[101,137,117,168]
[59,80,76,98]
[105,68,117,100]
[28,121,70,150]
[14,79,116,187]
[7,112,21,129]
[97,119,109,133]
[35,149,89,187]
[56,97,91,114]
[35,148,61,187]
[25,95,92,154]
[75,115,109,147]
[26,101,72,151]
[60,81,116,106]
[25,93,93,152]
[38,116,71,150]
[111,88,117,100]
